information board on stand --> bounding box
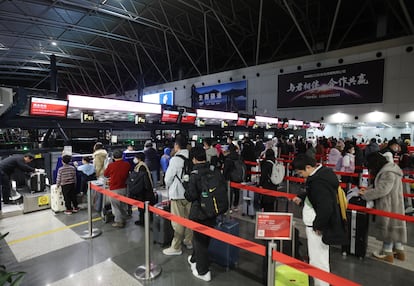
[255,212,293,240]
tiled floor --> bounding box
[0,184,413,286]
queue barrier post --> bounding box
[267,240,277,286]
[134,201,162,280]
[80,182,102,239]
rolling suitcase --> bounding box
[208,218,240,269]
[345,209,369,258]
[50,184,66,213]
[275,226,308,286]
[242,189,257,218]
[29,171,47,193]
[152,201,174,246]
[275,264,309,286]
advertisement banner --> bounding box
[192,80,247,111]
[277,59,384,108]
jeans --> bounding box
[150,170,158,188]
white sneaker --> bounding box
[187,255,196,271]
[162,247,182,256]
[192,268,211,282]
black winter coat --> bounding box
[298,166,347,245]
[259,160,278,204]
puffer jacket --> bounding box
[362,162,407,243]
[93,149,107,177]
[164,149,189,200]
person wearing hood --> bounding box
[162,134,193,255]
[292,154,346,286]
[160,147,171,187]
[92,142,108,179]
[359,152,407,263]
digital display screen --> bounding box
[236,117,247,126]
[247,118,256,127]
[29,97,68,118]
[180,112,197,124]
[161,109,180,123]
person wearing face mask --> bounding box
[129,152,155,226]
[380,139,400,163]
[339,143,356,185]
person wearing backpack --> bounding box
[259,149,279,211]
[163,134,193,255]
[291,154,347,286]
[129,152,155,226]
[184,145,227,282]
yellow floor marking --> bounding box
[8,217,102,246]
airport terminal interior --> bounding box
[1,0,414,285]
[0,180,413,286]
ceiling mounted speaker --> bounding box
[396,114,400,119]
[338,58,344,64]
[355,116,359,120]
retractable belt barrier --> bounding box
[244,159,414,199]
[89,183,360,286]
[280,176,414,223]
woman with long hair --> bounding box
[359,152,407,263]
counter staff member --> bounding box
[0,153,39,206]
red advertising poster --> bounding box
[255,212,293,240]
[29,97,68,118]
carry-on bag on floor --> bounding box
[275,264,309,286]
[344,196,369,258]
[29,171,47,193]
[275,226,308,286]
[208,218,240,269]
[345,209,369,258]
[50,184,66,213]
[101,195,113,223]
[242,189,257,218]
[152,200,174,246]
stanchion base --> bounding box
[134,263,162,280]
[80,228,102,239]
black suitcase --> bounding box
[345,209,369,258]
[208,218,240,269]
[152,201,174,246]
[29,172,46,193]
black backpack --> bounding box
[127,170,154,204]
[200,169,229,218]
[175,154,192,189]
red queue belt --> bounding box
[90,183,360,286]
[241,177,414,223]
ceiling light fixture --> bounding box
[51,41,57,46]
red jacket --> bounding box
[104,159,130,190]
